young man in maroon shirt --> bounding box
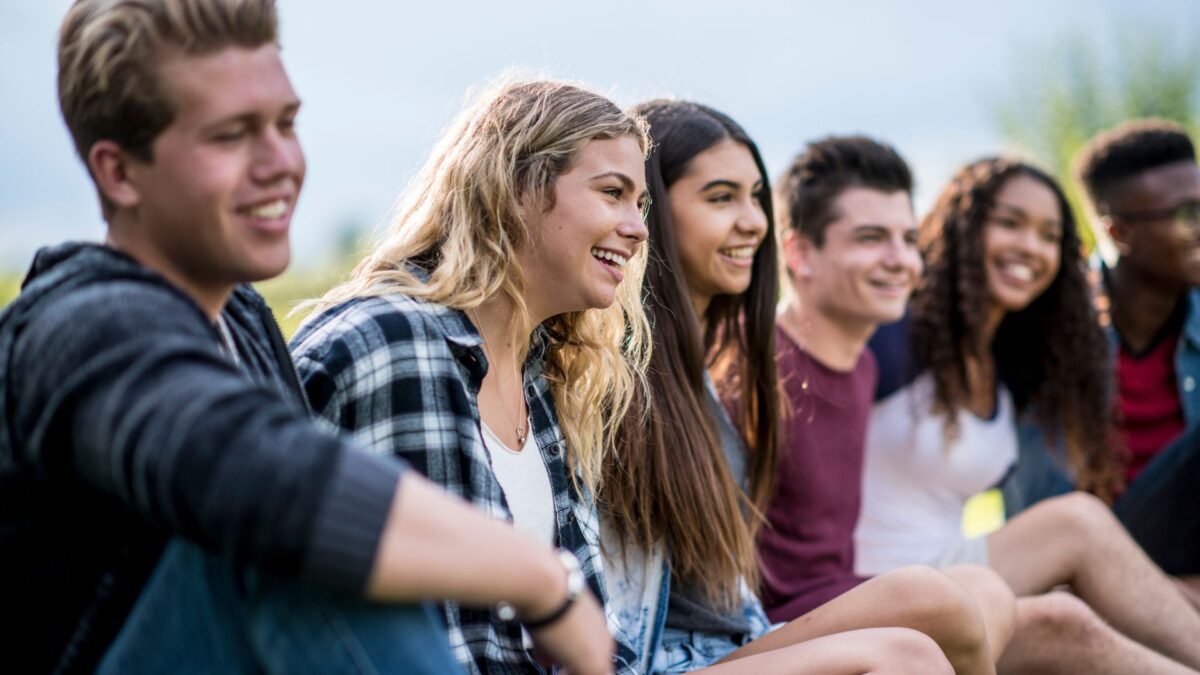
[760,137,1015,673]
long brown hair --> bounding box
[601,100,780,609]
[913,157,1120,498]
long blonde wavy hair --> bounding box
[303,79,652,495]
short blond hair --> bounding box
[58,0,278,167]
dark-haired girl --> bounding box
[858,158,1200,673]
[600,100,1005,675]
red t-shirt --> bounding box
[754,327,874,622]
[1117,331,1186,484]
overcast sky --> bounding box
[2,0,1196,271]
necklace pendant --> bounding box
[516,427,528,447]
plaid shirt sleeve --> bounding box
[290,294,641,675]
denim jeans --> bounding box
[1114,422,1200,576]
[99,540,462,674]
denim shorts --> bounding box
[650,627,752,674]
[649,598,775,673]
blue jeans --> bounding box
[1113,423,1200,576]
[99,540,462,674]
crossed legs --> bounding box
[988,492,1200,672]
[714,565,1012,675]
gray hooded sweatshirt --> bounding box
[0,243,406,673]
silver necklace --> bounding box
[471,309,529,448]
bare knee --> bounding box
[872,628,955,675]
[1038,492,1120,549]
[877,565,989,647]
[946,564,1017,641]
[1018,591,1106,645]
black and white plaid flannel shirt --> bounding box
[291,292,640,674]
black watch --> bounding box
[497,550,585,630]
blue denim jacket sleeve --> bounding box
[1001,416,1075,516]
[600,518,670,674]
[1002,288,1200,516]
[1175,289,1200,426]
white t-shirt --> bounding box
[481,420,556,546]
[854,372,1018,576]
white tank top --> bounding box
[854,372,1017,575]
[481,420,556,546]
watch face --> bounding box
[558,550,586,597]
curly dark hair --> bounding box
[1075,118,1196,210]
[912,157,1120,499]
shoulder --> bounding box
[867,313,922,402]
[292,294,451,359]
[20,278,212,350]
[289,293,478,391]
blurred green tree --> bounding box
[995,23,1200,250]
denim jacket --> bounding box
[1002,281,1200,514]
[600,375,773,672]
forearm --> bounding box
[366,471,566,618]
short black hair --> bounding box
[1075,118,1196,208]
[777,135,913,246]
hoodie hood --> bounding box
[0,242,177,465]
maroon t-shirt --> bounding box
[1118,331,1186,484]
[757,327,875,622]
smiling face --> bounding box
[1107,159,1200,292]
[789,187,920,328]
[120,44,304,297]
[667,138,768,315]
[518,134,649,319]
[981,173,1064,314]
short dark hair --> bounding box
[1075,118,1196,208]
[777,135,913,246]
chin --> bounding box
[242,251,292,282]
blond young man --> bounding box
[0,2,611,673]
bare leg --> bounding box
[697,627,953,675]
[988,492,1200,668]
[718,566,1000,675]
[1175,576,1200,613]
[998,593,1197,675]
[942,564,1017,662]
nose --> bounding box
[617,205,649,244]
[737,198,769,237]
[251,126,305,186]
[1013,224,1045,255]
[883,236,923,274]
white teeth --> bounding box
[721,246,755,259]
[1003,263,1034,282]
[591,248,627,267]
[246,199,287,219]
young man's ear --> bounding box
[87,140,143,210]
[781,228,814,279]
[1104,215,1133,257]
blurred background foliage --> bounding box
[995,22,1200,251]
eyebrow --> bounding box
[850,223,916,235]
[592,171,635,191]
[592,171,649,202]
[699,178,765,192]
[991,201,1062,228]
[990,202,1029,218]
[201,100,302,133]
